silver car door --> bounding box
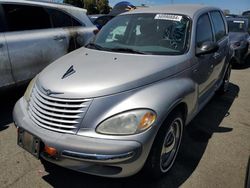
[5,29,69,83]
[195,13,216,98]
[0,5,14,88]
[2,3,69,83]
[209,11,229,83]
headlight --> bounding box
[24,75,38,102]
[96,110,156,135]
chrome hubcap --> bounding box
[160,118,182,172]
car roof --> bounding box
[0,0,87,13]
[123,4,220,19]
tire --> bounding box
[218,64,232,95]
[144,111,184,178]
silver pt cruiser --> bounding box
[13,5,233,178]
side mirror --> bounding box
[196,41,219,56]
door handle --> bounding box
[54,35,66,41]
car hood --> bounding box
[229,32,249,43]
[37,48,190,98]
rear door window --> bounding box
[196,13,214,48]
[2,4,51,32]
[210,11,226,41]
[0,23,3,32]
[46,8,82,28]
[0,5,5,32]
[0,19,4,32]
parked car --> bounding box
[0,0,96,89]
[227,17,249,63]
[89,2,136,30]
[91,14,114,30]
[88,14,105,23]
[225,14,239,18]
[13,5,233,178]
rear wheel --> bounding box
[144,111,184,178]
[218,64,232,94]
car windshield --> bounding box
[227,20,248,32]
[88,13,190,55]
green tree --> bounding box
[64,0,110,15]
[84,0,99,14]
[97,0,110,14]
[63,0,84,8]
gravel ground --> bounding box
[0,58,249,188]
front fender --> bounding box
[77,76,197,170]
[80,76,197,135]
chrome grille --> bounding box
[28,85,92,134]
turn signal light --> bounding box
[138,112,156,131]
[44,145,57,156]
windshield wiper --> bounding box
[85,42,106,50]
[110,47,148,54]
[86,44,149,54]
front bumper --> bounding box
[13,98,149,177]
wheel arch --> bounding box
[161,101,188,129]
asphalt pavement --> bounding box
[0,58,249,188]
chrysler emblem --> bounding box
[42,88,64,96]
[62,65,76,79]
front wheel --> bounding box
[144,111,184,178]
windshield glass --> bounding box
[227,20,248,32]
[89,13,190,55]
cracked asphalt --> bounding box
[0,58,249,188]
